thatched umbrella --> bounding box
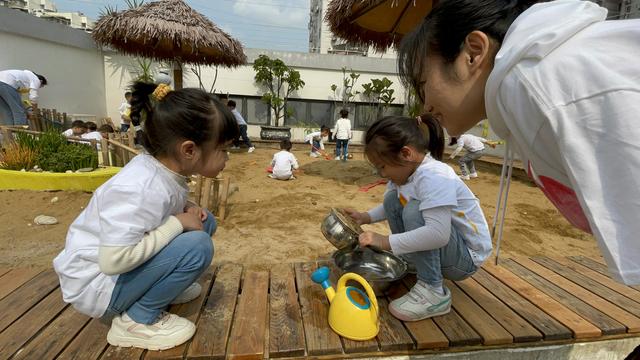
[92,0,246,88]
[326,0,436,52]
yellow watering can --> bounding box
[311,266,379,340]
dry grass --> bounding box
[0,143,37,171]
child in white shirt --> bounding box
[304,125,330,158]
[62,120,87,138]
[81,124,115,150]
[449,134,495,180]
[346,115,491,322]
[53,82,240,351]
[333,109,352,161]
[270,139,299,180]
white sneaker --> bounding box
[248,147,255,153]
[334,156,341,161]
[170,282,202,304]
[310,152,319,158]
[459,175,470,181]
[469,172,478,178]
[107,312,196,350]
[389,281,451,321]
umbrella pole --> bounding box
[173,61,183,89]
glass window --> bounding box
[355,104,380,130]
[382,105,404,117]
[246,98,270,125]
[310,102,334,128]
[284,100,308,127]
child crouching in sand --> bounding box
[53,82,239,350]
[345,115,492,321]
[270,139,299,180]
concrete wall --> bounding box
[0,6,106,121]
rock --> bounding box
[34,215,58,225]
[27,223,32,227]
[20,169,26,172]
[255,199,260,203]
[312,201,317,205]
[50,197,59,204]
[65,170,73,174]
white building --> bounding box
[0,0,93,31]
[308,0,396,59]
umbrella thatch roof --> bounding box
[92,0,246,67]
[326,0,435,52]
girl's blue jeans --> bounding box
[383,190,477,287]
[335,139,349,160]
[102,211,216,324]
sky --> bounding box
[53,0,311,52]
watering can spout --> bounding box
[311,266,336,303]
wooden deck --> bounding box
[0,256,639,359]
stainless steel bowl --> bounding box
[320,208,361,250]
[333,247,408,295]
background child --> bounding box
[345,115,491,322]
[227,100,255,153]
[304,125,329,158]
[53,82,239,351]
[333,109,352,161]
[449,133,495,180]
[270,139,299,180]
[85,121,98,133]
[62,120,87,137]
[119,91,132,132]
[82,124,115,150]
[398,0,640,284]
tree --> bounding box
[331,67,360,108]
[253,55,305,127]
[360,77,396,127]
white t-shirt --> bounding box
[81,131,103,150]
[304,131,324,150]
[62,129,74,137]
[457,134,485,153]
[52,153,189,317]
[271,150,299,179]
[386,156,492,266]
[0,69,41,102]
[485,0,640,284]
[333,118,352,140]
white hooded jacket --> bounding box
[485,0,640,284]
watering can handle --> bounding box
[337,273,379,317]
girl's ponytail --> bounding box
[129,82,158,154]
[418,114,444,161]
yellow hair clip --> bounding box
[152,83,172,101]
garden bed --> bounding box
[0,167,120,191]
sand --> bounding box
[0,148,602,268]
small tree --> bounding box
[360,77,396,127]
[253,55,305,127]
[331,67,360,108]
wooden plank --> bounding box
[194,175,203,206]
[144,267,216,360]
[513,257,640,334]
[0,268,42,300]
[386,281,448,349]
[56,318,110,360]
[569,256,640,292]
[472,269,571,340]
[457,277,542,342]
[294,262,343,356]
[0,269,59,332]
[227,269,269,360]
[502,258,626,335]
[376,298,415,351]
[201,177,213,212]
[551,257,640,303]
[100,138,110,166]
[217,177,230,221]
[531,257,640,319]
[483,262,601,339]
[100,346,143,360]
[13,305,91,360]
[0,288,67,359]
[446,280,513,345]
[0,268,11,278]
[187,264,242,360]
[269,263,305,358]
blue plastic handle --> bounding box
[311,266,331,289]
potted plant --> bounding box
[253,55,305,140]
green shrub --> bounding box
[38,142,98,172]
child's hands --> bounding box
[359,231,390,251]
[185,203,208,221]
[343,208,371,225]
[175,210,203,231]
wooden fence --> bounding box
[0,125,230,220]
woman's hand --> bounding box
[185,203,207,221]
[175,210,204,231]
[343,208,371,225]
[358,231,391,250]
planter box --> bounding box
[0,167,121,191]
[260,126,291,141]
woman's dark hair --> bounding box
[129,82,239,157]
[449,137,458,146]
[339,109,349,118]
[280,139,292,151]
[365,114,444,165]
[398,0,538,101]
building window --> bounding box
[284,99,308,127]
[245,97,270,125]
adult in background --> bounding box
[227,100,255,153]
[449,133,495,180]
[0,69,47,126]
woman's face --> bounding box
[419,32,494,136]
